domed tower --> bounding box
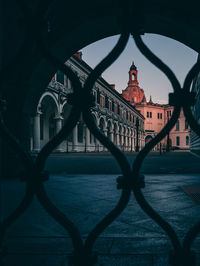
[122,60,145,105]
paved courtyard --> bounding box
[1,173,200,265]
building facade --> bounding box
[190,54,200,152]
[122,61,190,150]
[31,53,145,153]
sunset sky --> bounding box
[82,34,198,104]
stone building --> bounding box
[31,53,145,153]
[122,61,190,150]
[190,54,200,152]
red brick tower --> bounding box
[122,60,145,105]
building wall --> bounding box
[30,54,145,153]
[190,57,200,151]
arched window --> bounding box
[186,136,189,145]
[176,120,180,131]
[176,136,180,146]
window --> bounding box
[147,112,149,118]
[114,104,117,113]
[126,111,129,120]
[117,105,120,115]
[150,112,152,118]
[112,101,115,112]
[157,113,159,119]
[100,95,105,107]
[176,136,180,146]
[176,120,179,131]
[97,90,100,104]
[56,70,64,84]
[186,136,189,145]
[185,119,188,130]
[160,113,162,119]
[105,95,109,109]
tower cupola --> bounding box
[128,59,139,87]
[122,59,145,105]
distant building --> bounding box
[190,55,200,152]
[30,53,145,153]
[122,61,190,150]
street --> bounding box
[45,151,200,174]
[1,151,200,265]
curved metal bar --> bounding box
[132,187,181,251]
[183,60,200,93]
[35,28,83,171]
[83,110,131,176]
[0,112,33,172]
[36,182,83,251]
[85,189,131,252]
[132,34,181,93]
[84,31,130,93]
[35,108,80,172]
[183,220,200,251]
[131,106,182,251]
[132,105,181,174]
[183,105,200,136]
[0,182,34,243]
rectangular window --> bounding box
[150,112,152,118]
[176,136,180,146]
[176,120,180,131]
[160,113,162,119]
[185,119,188,130]
[56,70,64,84]
[114,104,117,113]
[100,95,105,107]
[147,112,149,118]
[157,113,159,119]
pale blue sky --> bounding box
[81,34,198,104]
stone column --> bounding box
[85,126,90,152]
[110,130,114,142]
[129,133,131,151]
[103,129,107,151]
[72,124,78,152]
[33,112,41,152]
[55,116,63,152]
[116,130,120,147]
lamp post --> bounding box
[135,118,139,152]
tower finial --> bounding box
[149,95,153,104]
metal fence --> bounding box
[0,2,200,266]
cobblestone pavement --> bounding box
[1,173,200,265]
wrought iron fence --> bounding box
[0,2,200,266]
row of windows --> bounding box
[147,112,152,118]
[147,111,163,119]
[175,120,189,131]
[55,71,138,124]
[176,136,189,146]
[95,90,136,123]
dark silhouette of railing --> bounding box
[0,2,200,265]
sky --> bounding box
[81,34,198,104]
